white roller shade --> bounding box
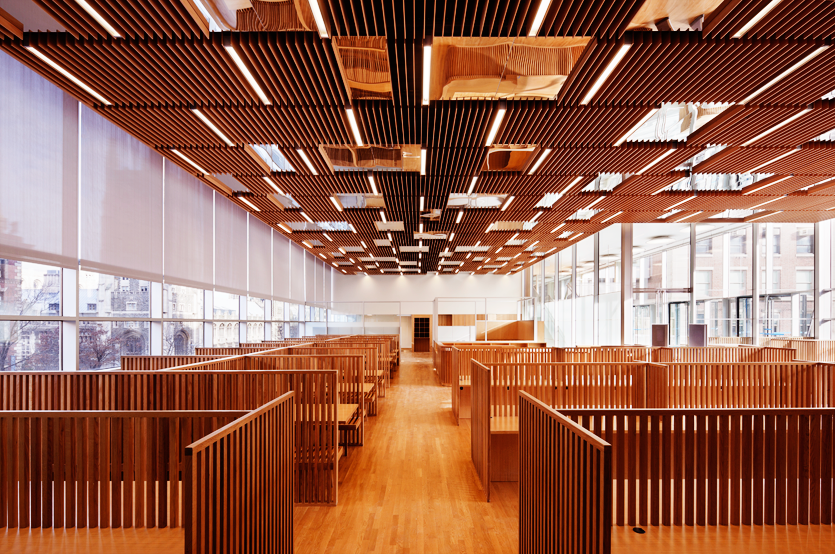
[0,52,78,267]
[249,216,272,297]
[163,160,213,289]
[214,194,248,295]
[273,232,290,299]
[305,250,315,302]
[290,242,304,301]
[325,264,332,302]
[80,106,163,281]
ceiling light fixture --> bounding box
[345,107,364,146]
[25,47,110,105]
[278,223,291,233]
[551,222,566,233]
[456,210,464,224]
[349,223,357,234]
[360,241,367,248]
[496,247,503,253]
[302,240,312,248]
[747,149,797,173]
[637,148,676,175]
[320,253,327,259]
[419,223,424,233]
[561,176,584,194]
[391,247,396,254]
[380,210,387,223]
[323,232,333,242]
[743,175,792,195]
[262,176,284,195]
[508,233,520,242]
[237,196,260,212]
[733,0,782,38]
[528,0,552,36]
[420,148,427,175]
[449,232,455,242]
[301,212,314,223]
[601,211,622,223]
[420,196,425,211]
[74,0,121,36]
[501,196,515,211]
[468,176,478,195]
[191,108,234,146]
[530,211,543,222]
[329,196,343,211]
[675,210,703,222]
[368,172,379,195]
[571,232,584,241]
[615,108,659,146]
[666,195,696,210]
[223,41,270,105]
[749,210,783,222]
[484,101,507,146]
[528,148,552,174]
[466,253,472,259]
[580,42,632,105]
[296,149,318,175]
[171,149,209,175]
[750,197,783,210]
[742,109,812,146]
[584,196,605,211]
[387,232,393,241]
[422,39,432,105]
[306,0,329,37]
[740,46,829,104]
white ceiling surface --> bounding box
[332,272,523,312]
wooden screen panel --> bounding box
[519,392,611,554]
[0,410,243,530]
[185,392,295,554]
[471,360,491,501]
[433,343,455,386]
[121,355,236,371]
[562,346,653,363]
[560,408,835,527]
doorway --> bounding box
[413,317,430,352]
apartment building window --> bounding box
[730,270,746,295]
[797,226,813,254]
[695,238,712,255]
[694,271,711,297]
[796,269,813,291]
[730,230,747,255]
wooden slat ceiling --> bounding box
[3,0,835,276]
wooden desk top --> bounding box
[338,403,360,424]
[363,383,375,393]
[490,416,518,434]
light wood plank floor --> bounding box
[0,526,184,554]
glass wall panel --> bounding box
[542,254,556,347]
[758,222,815,338]
[212,322,239,347]
[271,322,285,340]
[213,291,239,320]
[575,236,594,345]
[163,321,203,355]
[633,223,691,346]
[272,301,285,321]
[79,321,150,370]
[555,249,573,347]
[0,259,61,316]
[80,271,151,318]
[694,222,752,341]
[246,322,265,343]
[0,320,60,371]
[247,297,266,321]
[163,283,203,319]
[599,224,621,345]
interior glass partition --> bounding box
[542,254,556,346]
[364,302,401,336]
[633,222,691,346]
[599,224,622,345]
[694,222,752,342]
[437,300,479,342]
[575,235,595,345]
[327,302,364,335]
[555,248,573,347]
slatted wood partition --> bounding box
[471,360,491,501]
[310,341,387,397]
[452,346,560,424]
[559,408,835,527]
[767,338,835,362]
[0,410,244,529]
[562,346,653,363]
[0,369,340,504]
[250,354,367,444]
[195,346,300,356]
[121,355,238,371]
[184,392,294,554]
[433,342,455,386]
[652,346,797,364]
[519,391,611,554]
[648,362,833,409]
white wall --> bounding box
[333,273,523,315]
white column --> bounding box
[593,232,600,345]
[816,221,831,339]
[621,223,633,345]
[570,245,576,346]
[689,223,696,325]
[752,223,760,345]
[150,281,163,355]
[203,290,213,347]
[62,268,78,371]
